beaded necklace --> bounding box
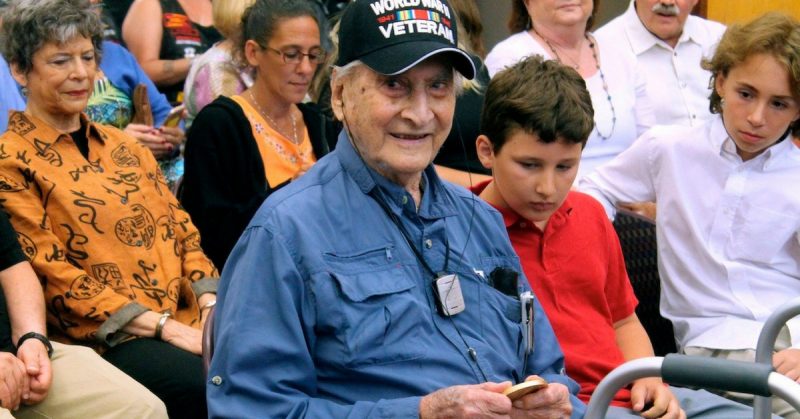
[532,29,617,141]
[248,90,299,144]
[586,33,616,141]
[531,26,582,70]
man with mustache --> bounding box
[595,0,725,126]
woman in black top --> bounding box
[181,0,336,269]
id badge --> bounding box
[433,273,465,316]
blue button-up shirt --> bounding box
[208,132,584,418]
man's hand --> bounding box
[774,348,800,381]
[0,352,28,411]
[510,377,572,419]
[15,339,52,405]
[420,381,512,418]
[629,377,685,418]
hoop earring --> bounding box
[20,86,28,97]
[720,97,726,108]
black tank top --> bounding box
[159,0,221,103]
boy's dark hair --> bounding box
[481,55,594,152]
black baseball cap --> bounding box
[336,0,476,79]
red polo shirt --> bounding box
[472,181,637,406]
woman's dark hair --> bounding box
[238,0,329,63]
[0,0,104,73]
[508,0,599,33]
[702,12,800,137]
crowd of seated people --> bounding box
[0,0,797,417]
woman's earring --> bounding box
[20,86,28,97]
[720,97,725,108]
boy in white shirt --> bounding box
[580,13,800,418]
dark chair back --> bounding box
[612,209,677,356]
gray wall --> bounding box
[477,0,629,56]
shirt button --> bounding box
[401,196,408,205]
[211,376,223,385]
[424,239,433,249]
[691,114,697,119]
[680,82,687,88]
[519,222,527,228]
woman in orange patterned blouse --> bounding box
[181,0,338,269]
[0,1,216,416]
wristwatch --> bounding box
[16,332,54,358]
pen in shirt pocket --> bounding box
[520,291,534,354]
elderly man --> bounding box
[206,0,583,417]
[596,0,725,126]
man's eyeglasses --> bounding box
[261,45,327,65]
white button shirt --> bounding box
[485,31,655,179]
[579,116,800,351]
[595,1,726,127]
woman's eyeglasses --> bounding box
[261,45,327,65]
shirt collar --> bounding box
[334,130,456,219]
[6,111,105,146]
[469,179,574,232]
[623,0,708,55]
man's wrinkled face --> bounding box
[331,58,456,186]
[635,0,698,48]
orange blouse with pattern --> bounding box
[231,95,317,188]
[0,111,218,351]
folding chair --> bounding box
[612,209,677,356]
[585,354,800,419]
[753,296,800,418]
[202,305,216,377]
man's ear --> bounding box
[475,134,495,170]
[330,69,345,121]
[9,62,27,88]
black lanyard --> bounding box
[369,190,450,279]
[369,189,491,382]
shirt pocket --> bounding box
[320,244,426,368]
[730,204,798,264]
[471,256,524,352]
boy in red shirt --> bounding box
[472,55,754,418]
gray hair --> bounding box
[0,0,103,74]
[331,60,466,96]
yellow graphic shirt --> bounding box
[0,112,218,351]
